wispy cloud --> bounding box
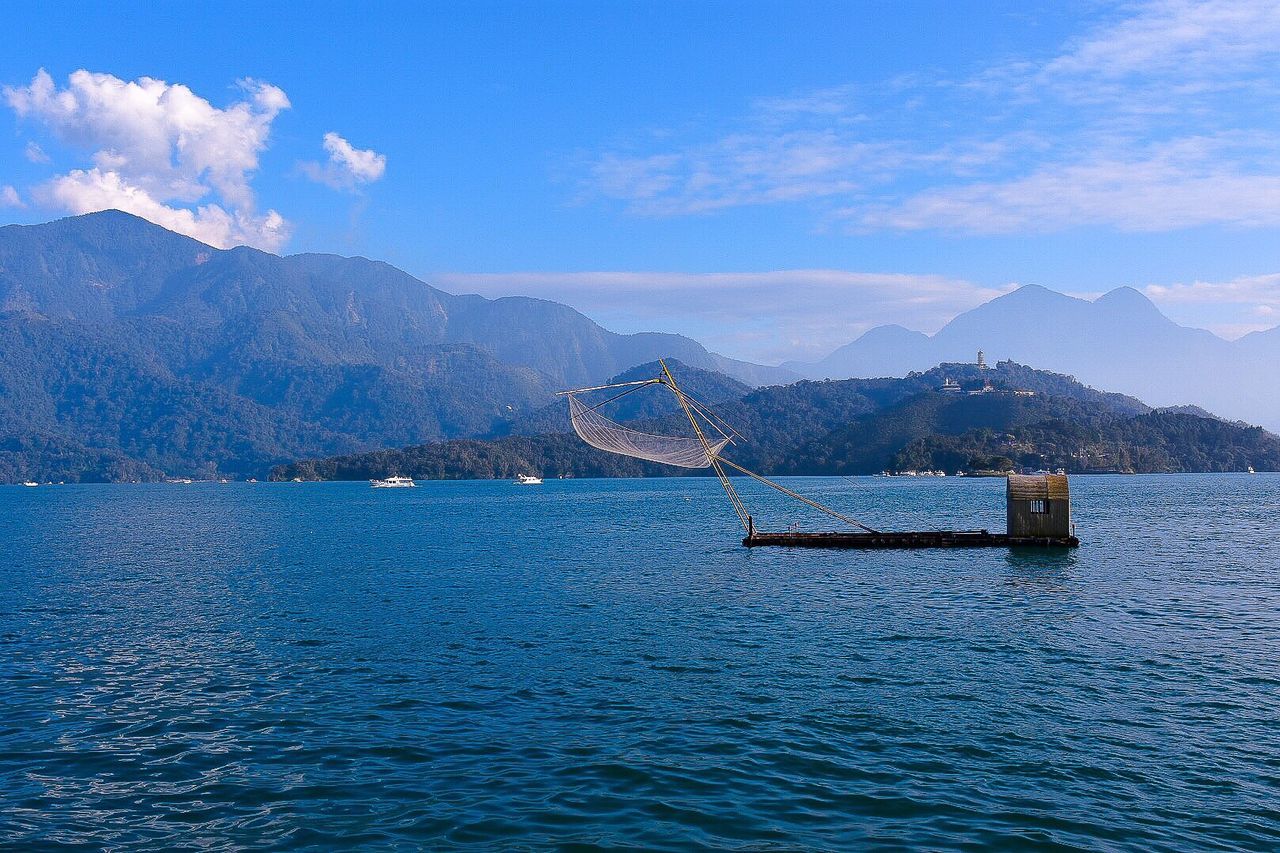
[582,0,1280,234]
[1144,271,1280,338]
[23,141,49,163]
[4,69,290,250]
[0,185,22,207]
[434,270,1012,363]
[853,135,1280,233]
[1146,272,1280,305]
[300,132,387,191]
[1044,0,1280,80]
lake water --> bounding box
[3,475,1279,850]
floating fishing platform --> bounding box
[744,529,1079,549]
[742,474,1078,549]
[560,362,1080,550]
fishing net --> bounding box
[567,393,729,468]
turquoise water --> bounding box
[2,475,1279,850]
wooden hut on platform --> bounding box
[1006,474,1072,539]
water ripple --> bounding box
[2,475,1280,849]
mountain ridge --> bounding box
[273,361,1278,482]
[0,211,791,481]
[791,284,1280,430]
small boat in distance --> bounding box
[1248,466,1256,474]
[371,475,415,488]
[22,481,38,487]
[515,474,543,485]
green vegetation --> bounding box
[4,212,1274,483]
[0,212,782,481]
[273,362,1280,480]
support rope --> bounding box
[572,380,661,416]
[661,359,751,533]
[716,457,880,534]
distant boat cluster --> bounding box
[367,474,544,488]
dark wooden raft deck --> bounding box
[744,530,1080,549]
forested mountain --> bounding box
[0,211,787,482]
[5,211,1274,484]
[788,284,1280,431]
[274,361,1279,481]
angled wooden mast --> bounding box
[659,358,752,532]
[560,360,877,535]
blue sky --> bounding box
[2,0,1279,362]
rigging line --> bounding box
[716,457,880,534]
[568,380,661,416]
[661,358,751,533]
[679,393,742,444]
[669,390,733,444]
[835,471,944,532]
[715,458,751,530]
[655,379,740,446]
[662,384,744,443]
[556,378,662,396]
[651,377,724,439]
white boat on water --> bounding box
[371,475,416,488]
[22,481,38,487]
[515,474,543,485]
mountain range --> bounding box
[274,360,1279,482]
[787,284,1280,431]
[0,211,787,481]
[2,209,1276,482]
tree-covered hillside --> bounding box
[0,211,787,481]
[273,362,1278,481]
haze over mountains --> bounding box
[789,285,1280,432]
[0,209,1276,482]
[276,360,1280,482]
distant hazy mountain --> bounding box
[274,361,1278,482]
[0,211,787,481]
[790,284,1280,430]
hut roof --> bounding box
[1007,474,1070,500]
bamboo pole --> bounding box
[660,359,752,533]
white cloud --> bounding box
[434,270,1011,363]
[590,131,898,215]
[582,1,1280,234]
[300,132,386,190]
[44,168,287,252]
[1146,272,1280,305]
[1045,0,1280,80]
[1,185,22,207]
[3,69,290,251]
[1144,272,1280,338]
[23,140,49,163]
[853,136,1280,233]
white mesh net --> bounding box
[568,393,729,468]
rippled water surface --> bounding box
[3,475,1280,850]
